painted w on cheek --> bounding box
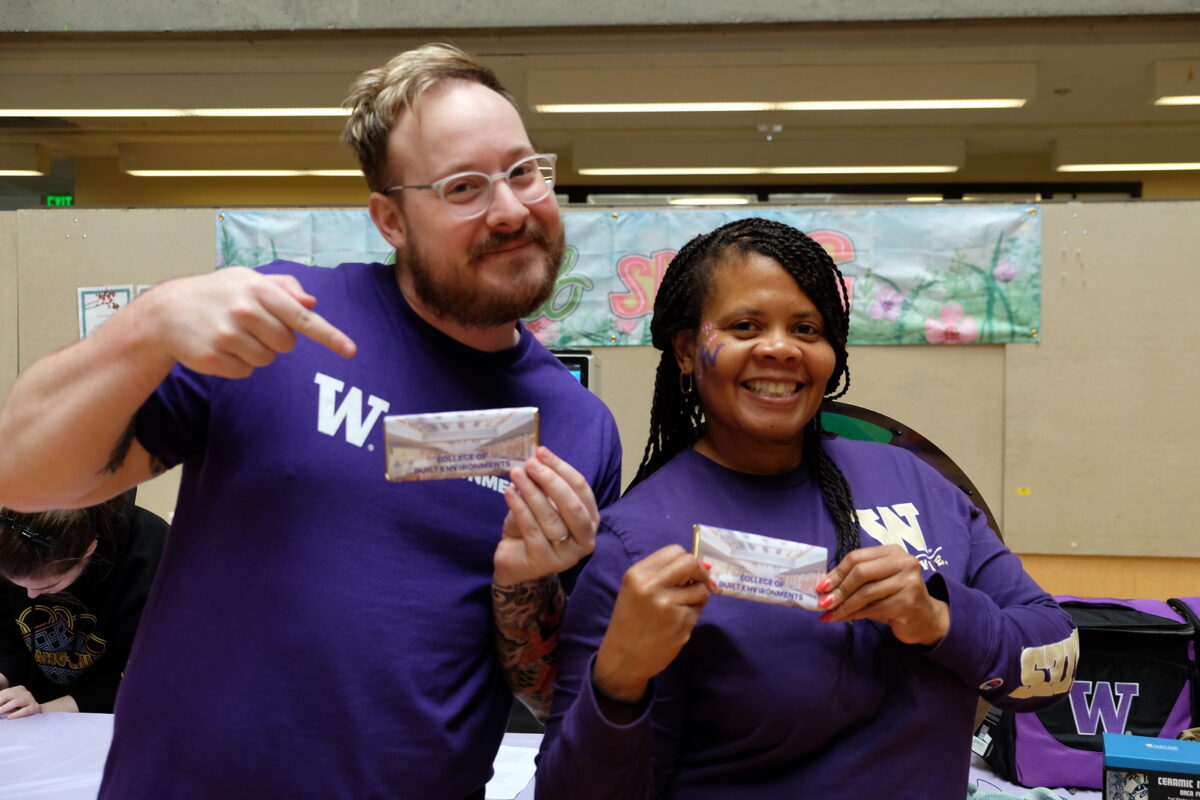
[698,322,723,368]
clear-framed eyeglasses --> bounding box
[384,153,557,220]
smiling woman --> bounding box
[533,217,1079,800]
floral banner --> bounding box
[217,205,1041,347]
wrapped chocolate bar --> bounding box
[384,406,538,481]
[693,523,828,610]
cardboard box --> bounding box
[1104,733,1200,800]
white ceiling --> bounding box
[1,16,1198,196]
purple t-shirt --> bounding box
[536,442,1076,799]
[102,261,622,799]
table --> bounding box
[0,713,1099,799]
[0,714,538,799]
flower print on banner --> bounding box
[924,303,980,345]
[869,287,906,322]
[615,317,641,336]
[993,259,1019,283]
[525,316,561,346]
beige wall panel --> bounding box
[0,215,17,404]
[589,345,658,490]
[842,345,1006,531]
[12,208,216,520]
[1004,201,1200,557]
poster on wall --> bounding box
[216,205,1041,347]
[77,285,133,338]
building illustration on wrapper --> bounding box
[384,407,539,481]
[693,524,828,610]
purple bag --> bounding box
[975,596,1200,789]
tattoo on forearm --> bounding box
[492,576,565,723]
[101,420,137,475]
[101,419,164,477]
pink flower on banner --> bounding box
[869,287,906,322]
[924,303,980,344]
[525,316,559,345]
[993,260,1019,283]
[615,316,642,336]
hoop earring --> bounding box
[679,372,694,396]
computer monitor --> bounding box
[550,348,595,391]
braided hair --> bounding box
[632,217,860,564]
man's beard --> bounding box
[401,220,564,329]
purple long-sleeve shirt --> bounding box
[537,442,1076,799]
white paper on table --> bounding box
[485,732,541,799]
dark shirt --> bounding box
[0,501,167,712]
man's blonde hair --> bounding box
[341,43,515,193]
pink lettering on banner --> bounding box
[606,238,856,322]
[810,231,856,265]
[809,230,856,308]
[609,250,676,318]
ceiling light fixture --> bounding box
[1,73,357,119]
[667,196,753,206]
[573,137,965,177]
[125,169,362,177]
[0,108,348,118]
[0,143,49,176]
[1054,136,1200,173]
[1056,162,1200,173]
[118,143,361,177]
[580,165,958,176]
[1153,60,1200,106]
[538,99,1024,113]
[529,63,1034,114]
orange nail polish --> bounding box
[814,577,831,593]
[818,594,835,610]
[700,561,712,570]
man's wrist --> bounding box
[492,572,558,592]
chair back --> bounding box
[820,400,1001,541]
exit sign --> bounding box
[43,194,74,207]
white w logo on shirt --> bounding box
[856,503,947,570]
[313,372,390,447]
[857,503,927,551]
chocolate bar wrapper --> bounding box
[693,523,828,610]
[384,407,538,482]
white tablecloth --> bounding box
[0,714,1099,800]
[0,714,538,799]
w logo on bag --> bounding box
[1069,680,1139,736]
